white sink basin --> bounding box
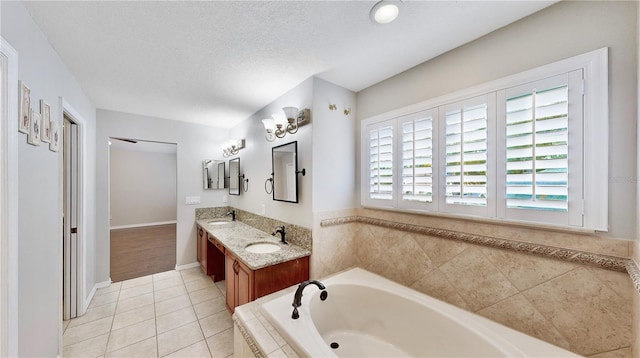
[245,242,281,254]
[208,220,230,226]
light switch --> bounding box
[222,195,228,203]
[260,204,266,215]
[185,196,201,205]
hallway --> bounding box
[62,268,232,357]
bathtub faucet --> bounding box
[291,280,327,319]
[272,225,287,244]
[225,209,236,221]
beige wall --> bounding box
[109,148,177,227]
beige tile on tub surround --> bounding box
[311,208,636,356]
[354,207,630,257]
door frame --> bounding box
[1,37,19,358]
[58,98,87,325]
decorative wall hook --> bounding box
[329,104,337,111]
[344,107,351,116]
[297,168,306,176]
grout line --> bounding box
[153,274,159,358]
[102,281,121,357]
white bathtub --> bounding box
[260,268,579,357]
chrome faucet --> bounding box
[225,209,236,221]
[291,280,327,319]
[272,225,287,244]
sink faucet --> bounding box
[225,209,236,221]
[272,225,287,244]
[291,280,327,319]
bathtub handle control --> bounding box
[291,280,327,320]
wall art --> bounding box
[40,99,51,143]
[18,80,30,134]
[49,122,60,152]
[27,109,41,146]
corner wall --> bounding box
[1,2,97,356]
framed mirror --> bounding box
[272,141,299,203]
[203,160,226,189]
[229,157,240,196]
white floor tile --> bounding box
[106,336,157,357]
[119,282,153,300]
[193,297,227,319]
[63,333,109,358]
[156,306,197,334]
[112,303,155,331]
[155,294,192,317]
[106,318,156,353]
[157,321,204,357]
[63,316,113,347]
[205,328,234,358]
[199,311,233,338]
[120,275,153,289]
[69,303,117,328]
[189,286,223,305]
[164,339,212,358]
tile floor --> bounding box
[63,267,234,357]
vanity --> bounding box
[196,219,310,313]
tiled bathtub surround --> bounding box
[320,216,629,273]
[195,207,312,251]
[312,209,636,357]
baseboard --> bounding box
[83,279,112,313]
[175,262,200,271]
[110,220,177,230]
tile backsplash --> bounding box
[195,207,312,251]
[312,208,636,357]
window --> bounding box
[365,120,394,207]
[362,48,608,231]
[444,98,489,207]
[400,110,437,210]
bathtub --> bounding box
[260,268,579,357]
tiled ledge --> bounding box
[626,260,640,294]
[321,215,640,295]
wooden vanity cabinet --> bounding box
[225,253,253,311]
[196,224,225,281]
[196,225,209,275]
[225,254,309,313]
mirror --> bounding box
[203,160,226,189]
[272,141,299,203]
[229,157,240,196]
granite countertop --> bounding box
[196,219,311,270]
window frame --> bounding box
[360,48,608,231]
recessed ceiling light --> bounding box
[370,0,401,25]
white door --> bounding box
[63,116,79,320]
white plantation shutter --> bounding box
[505,84,568,211]
[399,109,438,210]
[443,97,489,209]
[362,49,606,230]
[498,72,584,227]
[365,119,395,207]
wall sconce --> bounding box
[261,107,310,142]
[222,139,245,157]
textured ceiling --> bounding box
[23,1,555,128]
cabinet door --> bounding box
[225,254,235,312]
[196,227,202,263]
[200,232,208,274]
[237,263,251,307]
